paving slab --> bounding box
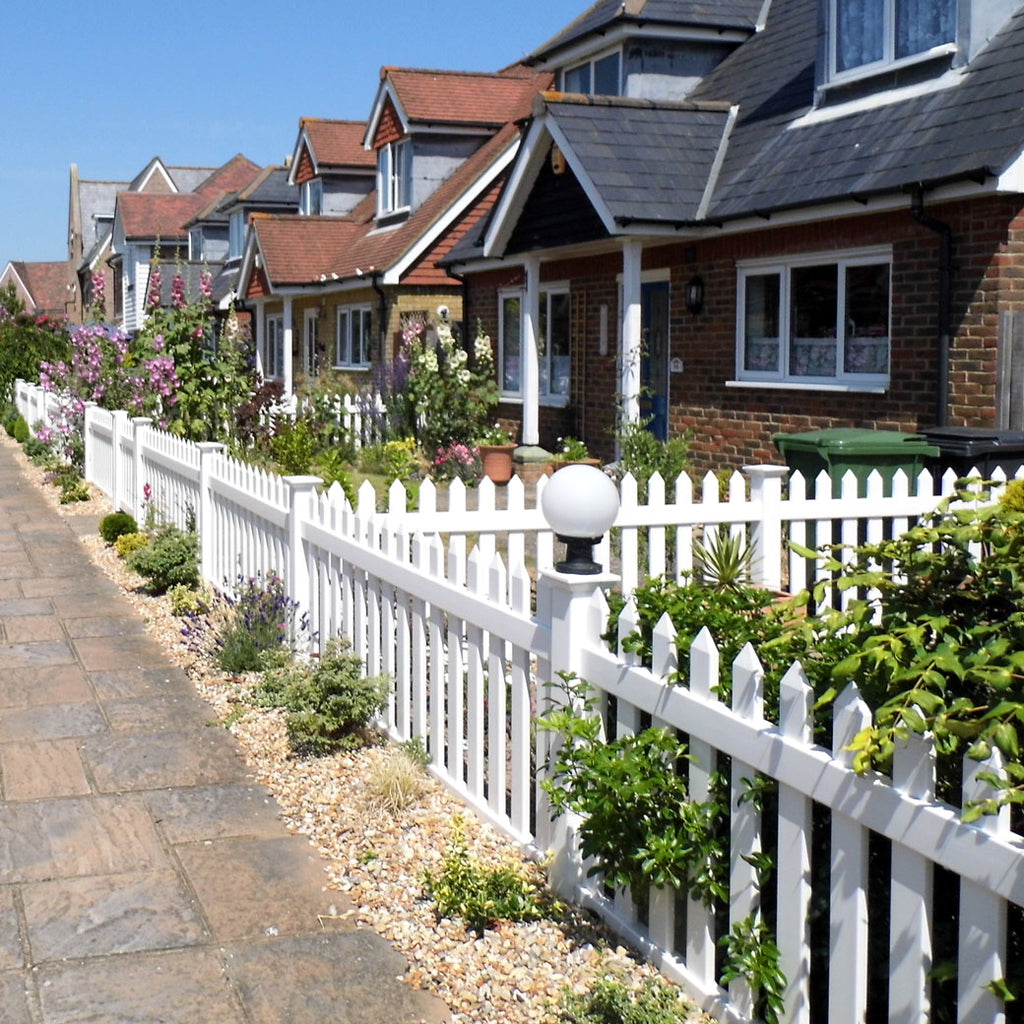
[0,439,451,1023]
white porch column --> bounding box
[254,299,265,379]
[620,240,643,429]
[282,295,294,398]
[522,256,541,446]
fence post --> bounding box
[284,475,322,619]
[131,417,152,523]
[83,403,98,484]
[534,566,618,899]
[745,464,788,592]
[196,442,227,587]
[110,409,130,509]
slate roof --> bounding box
[300,120,375,169]
[545,94,733,224]
[528,0,762,62]
[383,66,548,128]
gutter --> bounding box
[910,186,952,427]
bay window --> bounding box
[336,305,372,368]
[832,0,956,75]
[499,286,571,401]
[737,251,891,387]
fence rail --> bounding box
[15,377,1024,1024]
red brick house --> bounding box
[445,0,1024,472]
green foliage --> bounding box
[553,436,591,461]
[311,448,357,504]
[538,672,727,904]
[360,437,420,484]
[98,512,139,545]
[115,531,150,559]
[59,478,90,504]
[216,572,302,673]
[167,583,211,616]
[23,434,52,460]
[1,403,18,434]
[0,283,70,403]
[126,524,199,594]
[559,971,694,1024]
[271,417,316,475]
[719,913,787,1024]
[612,420,690,501]
[12,415,29,443]
[692,524,756,592]
[422,816,547,933]
[1000,478,1024,514]
[255,635,387,755]
[399,735,431,767]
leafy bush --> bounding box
[115,531,150,559]
[720,913,786,1024]
[271,417,316,475]
[365,748,427,813]
[1,403,18,433]
[538,673,726,905]
[99,512,139,545]
[254,635,387,754]
[612,420,689,500]
[216,572,303,673]
[422,816,547,933]
[59,478,90,504]
[311,448,357,505]
[559,971,694,1024]
[23,435,52,460]
[12,415,29,443]
[126,524,199,594]
[167,583,211,616]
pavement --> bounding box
[0,440,451,1024]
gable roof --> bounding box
[365,65,549,144]
[295,120,375,175]
[76,178,126,268]
[527,0,763,63]
[2,261,69,315]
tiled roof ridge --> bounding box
[380,64,547,81]
[299,117,367,127]
[539,90,734,113]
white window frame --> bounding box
[498,283,571,405]
[229,211,246,259]
[335,305,372,368]
[303,309,319,377]
[377,139,411,217]
[828,0,957,81]
[300,178,323,217]
[735,247,892,390]
[189,227,203,261]
[561,48,622,96]
[265,314,285,380]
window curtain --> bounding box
[836,0,884,71]
[896,0,955,58]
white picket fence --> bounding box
[16,379,1024,1023]
[269,389,387,449]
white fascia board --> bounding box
[236,230,270,298]
[383,139,521,285]
[135,159,177,194]
[484,120,552,256]
[288,127,316,186]
[86,232,113,272]
[364,80,409,149]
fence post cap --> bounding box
[743,464,789,480]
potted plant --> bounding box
[475,422,516,484]
[546,436,600,475]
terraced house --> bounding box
[445,0,1024,470]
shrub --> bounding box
[59,478,90,504]
[422,816,546,933]
[115,531,150,559]
[12,415,29,443]
[559,971,694,1024]
[167,583,211,616]
[99,512,139,545]
[271,417,316,475]
[126,524,199,594]
[612,420,689,501]
[255,635,387,754]
[216,572,302,673]
[365,748,427,813]
[23,435,51,460]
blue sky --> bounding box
[0,0,585,267]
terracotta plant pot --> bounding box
[478,443,516,484]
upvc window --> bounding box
[832,0,955,75]
[265,314,285,379]
[499,286,571,400]
[737,251,891,386]
[562,50,621,96]
[229,211,245,258]
[189,227,203,261]
[377,139,412,216]
[336,305,372,367]
[300,178,323,216]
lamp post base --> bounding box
[554,534,603,575]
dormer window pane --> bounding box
[834,0,954,74]
[896,0,955,59]
[378,139,411,216]
[300,179,322,216]
[593,52,621,96]
[229,212,245,259]
[836,0,884,72]
[564,63,590,94]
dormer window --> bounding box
[300,179,323,216]
[229,211,246,259]
[832,0,955,76]
[562,50,621,96]
[378,139,412,218]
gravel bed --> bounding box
[5,433,714,1024]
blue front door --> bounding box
[640,282,670,441]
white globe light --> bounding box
[541,464,619,539]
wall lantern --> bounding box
[685,275,705,315]
[550,144,567,176]
[540,463,619,574]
